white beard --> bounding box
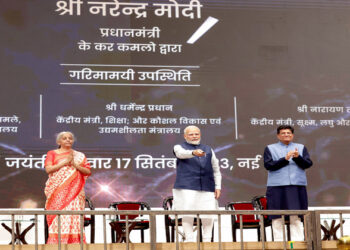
[185,138,200,145]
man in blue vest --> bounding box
[264,125,313,241]
[173,125,221,242]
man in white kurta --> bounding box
[173,126,221,242]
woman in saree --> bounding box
[44,131,91,244]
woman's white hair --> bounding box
[55,131,75,145]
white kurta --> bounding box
[172,144,221,218]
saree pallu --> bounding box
[44,150,90,244]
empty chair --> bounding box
[225,201,262,242]
[108,201,150,243]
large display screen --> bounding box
[1,0,350,208]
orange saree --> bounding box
[44,150,91,244]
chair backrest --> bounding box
[86,197,95,210]
[258,197,267,210]
[84,197,95,243]
[252,195,269,220]
[225,201,258,223]
[252,195,267,210]
[109,201,151,220]
[84,197,95,226]
[162,196,173,210]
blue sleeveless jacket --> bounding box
[265,142,312,186]
[174,142,215,192]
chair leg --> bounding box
[91,221,95,243]
[211,226,214,242]
[141,229,144,243]
[111,228,115,243]
[271,225,274,241]
[287,224,291,241]
[171,225,175,242]
[232,225,237,242]
[257,227,261,242]
[165,217,170,242]
[165,230,170,242]
[199,220,203,242]
[44,216,48,244]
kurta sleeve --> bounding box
[292,146,313,170]
[211,149,221,190]
[173,144,195,159]
[264,146,289,171]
